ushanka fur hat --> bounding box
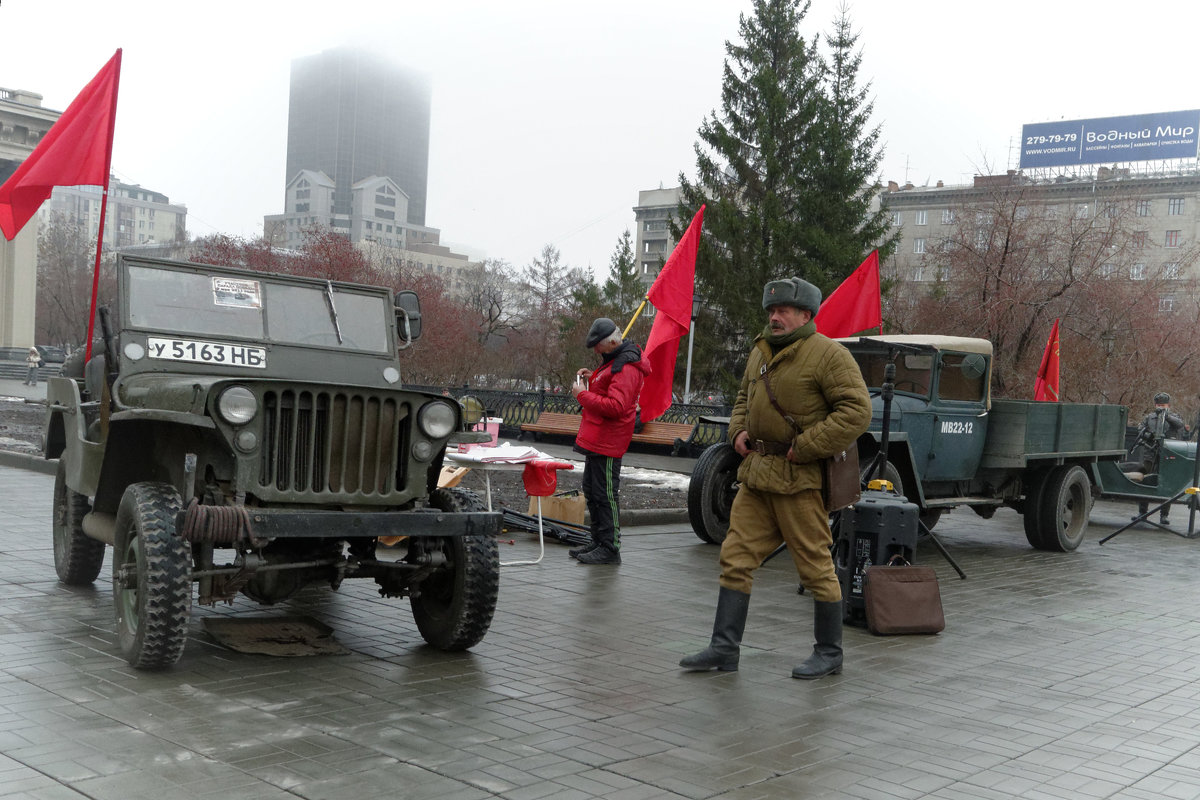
[762,277,822,315]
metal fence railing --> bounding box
[413,385,732,454]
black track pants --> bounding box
[582,454,622,551]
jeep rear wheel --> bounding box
[53,460,104,585]
[112,483,193,669]
[411,487,499,651]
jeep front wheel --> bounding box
[410,487,499,651]
[53,460,104,585]
[112,483,193,669]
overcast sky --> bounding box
[3,0,1197,280]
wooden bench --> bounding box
[520,412,582,441]
[632,421,698,454]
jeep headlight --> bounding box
[418,400,457,439]
[216,386,258,425]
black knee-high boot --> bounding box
[679,587,750,672]
[791,600,843,679]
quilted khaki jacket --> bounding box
[728,326,871,494]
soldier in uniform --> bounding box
[1136,392,1190,524]
[680,277,870,679]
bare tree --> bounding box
[517,244,587,389]
[888,179,1200,407]
[36,213,104,349]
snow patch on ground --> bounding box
[552,457,691,492]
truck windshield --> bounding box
[126,266,391,353]
[851,351,932,398]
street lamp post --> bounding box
[683,297,702,404]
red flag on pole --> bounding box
[638,205,704,422]
[815,250,882,338]
[1034,318,1060,401]
[0,49,122,240]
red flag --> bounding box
[815,250,882,338]
[0,50,122,240]
[638,205,704,422]
[1034,318,1060,401]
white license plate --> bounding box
[147,337,267,368]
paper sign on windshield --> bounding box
[212,278,262,309]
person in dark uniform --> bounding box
[1136,392,1190,524]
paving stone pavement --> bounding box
[4,461,1200,799]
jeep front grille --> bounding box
[259,389,405,496]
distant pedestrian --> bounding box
[24,347,40,386]
[569,318,650,565]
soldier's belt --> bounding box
[751,440,791,456]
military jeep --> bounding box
[45,255,501,669]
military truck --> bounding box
[45,255,501,669]
[688,335,1127,552]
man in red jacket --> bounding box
[569,317,651,565]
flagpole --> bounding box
[84,49,122,363]
[622,296,650,339]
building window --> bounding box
[1099,262,1116,279]
[1132,231,1147,249]
[1104,204,1120,218]
[915,210,927,226]
[1130,263,1146,280]
[913,238,925,254]
[913,265,925,281]
[938,266,951,282]
[941,209,955,224]
[1160,296,1175,312]
[1137,200,1152,216]
[892,212,902,226]
[1164,261,1181,279]
[644,220,668,232]
[1075,203,1089,218]
[1015,206,1029,220]
[1168,197,1184,215]
[1165,230,1181,248]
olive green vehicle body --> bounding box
[45,255,500,668]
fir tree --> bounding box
[602,229,645,317]
[679,0,826,360]
[677,0,891,388]
[808,4,896,281]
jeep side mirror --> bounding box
[394,290,422,349]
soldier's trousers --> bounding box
[718,485,841,602]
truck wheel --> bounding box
[112,483,192,669]
[688,443,741,544]
[1031,465,1092,552]
[53,460,104,585]
[411,487,499,651]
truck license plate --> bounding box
[148,337,267,368]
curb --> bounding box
[0,449,56,476]
[622,507,689,526]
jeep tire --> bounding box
[53,460,104,585]
[411,487,499,651]
[112,483,193,669]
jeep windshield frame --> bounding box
[123,260,393,355]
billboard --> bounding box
[1019,110,1200,169]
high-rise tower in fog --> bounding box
[285,48,431,227]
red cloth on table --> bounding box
[522,460,574,497]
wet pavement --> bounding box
[4,459,1200,799]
